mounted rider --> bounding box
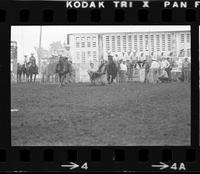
[24,55,28,64]
[29,53,36,65]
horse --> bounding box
[106,57,118,84]
[17,63,22,82]
[41,62,58,83]
[21,64,27,82]
[55,59,72,87]
[26,62,38,82]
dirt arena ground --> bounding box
[11,82,190,146]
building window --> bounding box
[145,35,148,51]
[134,35,138,51]
[187,49,190,57]
[117,36,121,52]
[111,36,116,52]
[76,37,80,48]
[87,37,91,47]
[156,35,160,51]
[87,51,91,59]
[139,35,143,51]
[186,33,190,43]
[181,34,185,43]
[162,34,165,51]
[150,35,154,51]
[93,51,97,61]
[81,37,85,48]
[92,36,96,47]
[82,52,86,63]
[128,35,132,51]
[106,36,110,52]
[123,36,126,52]
[167,34,171,51]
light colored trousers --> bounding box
[149,68,158,83]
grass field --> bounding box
[11,82,190,146]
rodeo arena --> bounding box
[11,28,191,146]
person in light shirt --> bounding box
[113,53,119,63]
[160,57,170,69]
[88,62,97,75]
[149,58,160,83]
[182,58,190,82]
[119,60,127,83]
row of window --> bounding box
[75,36,97,48]
[180,33,190,43]
[73,33,190,51]
[179,49,190,57]
[103,34,178,53]
[76,51,97,63]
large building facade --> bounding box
[66,30,190,82]
[11,41,17,82]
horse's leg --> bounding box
[107,74,110,84]
[63,74,66,85]
[110,75,114,84]
[30,74,32,82]
[58,74,62,87]
[22,73,24,82]
[61,74,65,86]
[21,73,23,82]
[19,74,22,82]
[34,74,36,82]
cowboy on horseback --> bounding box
[55,55,71,87]
[29,53,36,65]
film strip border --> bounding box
[0,1,199,23]
[0,0,200,172]
[0,147,200,171]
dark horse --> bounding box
[21,64,27,82]
[55,58,72,87]
[26,62,39,82]
[17,63,22,82]
[106,56,118,84]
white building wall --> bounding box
[11,41,17,83]
[175,31,191,59]
[68,31,190,82]
[69,34,99,82]
[101,32,178,60]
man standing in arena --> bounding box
[182,58,190,82]
[149,58,160,83]
[119,60,127,83]
[161,57,171,82]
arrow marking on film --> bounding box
[61,162,79,170]
[152,162,169,170]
